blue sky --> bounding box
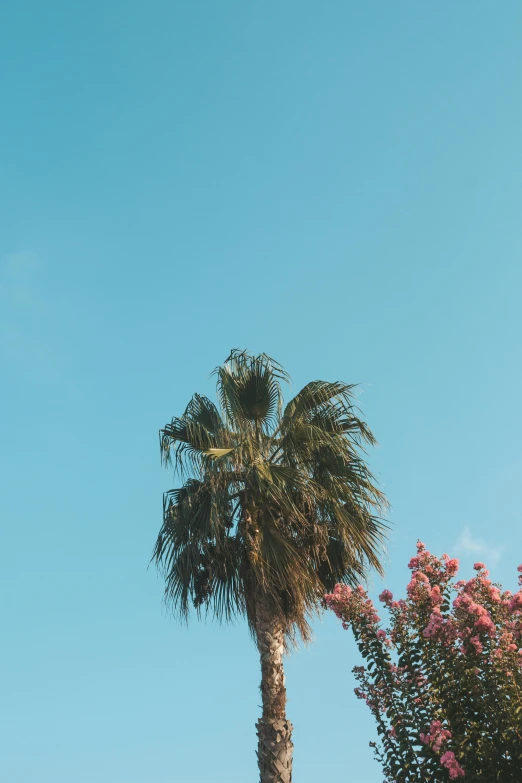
[1,2,522,781]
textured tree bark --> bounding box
[255,598,294,783]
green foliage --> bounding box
[326,546,522,781]
[153,349,388,644]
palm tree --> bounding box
[153,350,388,783]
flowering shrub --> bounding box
[325,544,522,781]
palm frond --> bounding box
[214,349,289,432]
[154,351,389,645]
[283,380,355,419]
[185,394,225,434]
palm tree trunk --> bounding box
[255,598,294,783]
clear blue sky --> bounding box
[1,2,522,781]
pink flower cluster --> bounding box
[324,584,380,633]
[406,569,429,600]
[453,592,495,638]
[379,589,393,605]
[326,546,522,780]
[469,635,483,654]
[404,544,460,611]
[488,585,502,604]
[422,608,443,639]
[419,719,451,752]
[408,542,459,583]
[509,591,522,613]
[422,607,458,645]
[512,570,522,622]
[326,585,403,654]
[419,720,465,777]
[443,555,460,577]
[440,751,465,779]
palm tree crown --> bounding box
[153,349,388,645]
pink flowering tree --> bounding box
[325,543,522,781]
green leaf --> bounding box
[203,448,235,458]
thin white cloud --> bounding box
[454,526,503,567]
